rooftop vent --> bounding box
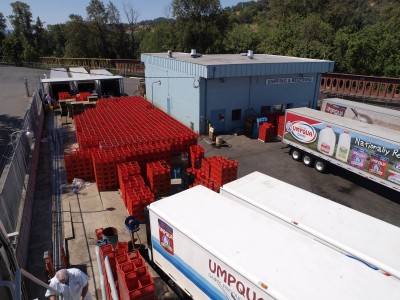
[167,50,173,58]
[190,49,202,58]
[247,50,254,59]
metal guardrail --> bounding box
[39,57,145,77]
[320,73,400,107]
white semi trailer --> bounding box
[282,107,400,191]
[220,171,400,280]
[320,97,400,131]
[145,185,400,300]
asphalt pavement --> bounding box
[0,65,49,172]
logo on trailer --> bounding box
[394,164,400,171]
[324,103,347,117]
[288,121,317,143]
[158,219,174,255]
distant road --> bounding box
[0,65,49,165]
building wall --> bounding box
[145,65,201,133]
[205,74,321,133]
[146,64,323,135]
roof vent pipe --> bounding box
[247,50,254,59]
[167,50,173,58]
[190,49,202,58]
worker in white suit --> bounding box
[45,268,93,300]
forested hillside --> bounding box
[1,0,399,77]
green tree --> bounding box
[0,13,6,46]
[86,0,110,57]
[123,0,140,57]
[32,17,46,56]
[47,24,66,57]
[139,21,177,53]
[224,24,259,53]
[107,1,130,58]
[171,0,228,53]
[338,20,400,77]
[1,35,23,63]
[64,15,90,57]
[22,37,38,61]
[8,1,33,42]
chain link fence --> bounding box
[0,89,43,236]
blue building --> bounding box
[141,51,334,135]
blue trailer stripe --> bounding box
[152,236,227,299]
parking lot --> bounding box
[200,134,400,227]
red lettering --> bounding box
[293,126,312,136]
[209,259,216,273]
[217,265,227,282]
[208,259,264,300]
[227,274,236,285]
[237,281,245,296]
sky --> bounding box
[2,0,252,29]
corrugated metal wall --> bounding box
[142,53,334,134]
[144,66,201,133]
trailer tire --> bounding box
[302,154,313,167]
[314,160,327,173]
[291,149,302,161]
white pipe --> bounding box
[104,256,119,300]
[95,246,108,300]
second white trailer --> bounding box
[220,171,400,280]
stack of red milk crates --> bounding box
[258,123,276,142]
[208,156,238,188]
[58,92,73,100]
[64,96,198,191]
[76,92,91,102]
[146,161,171,197]
[92,148,127,191]
[117,162,154,221]
[264,112,285,137]
[189,145,204,169]
[186,145,238,192]
[99,243,155,300]
[125,186,154,221]
[117,162,142,202]
[64,149,95,182]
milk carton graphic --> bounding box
[317,126,336,156]
[335,131,351,162]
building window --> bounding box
[232,109,241,121]
[261,106,271,115]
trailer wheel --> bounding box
[302,154,313,167]
[314,160,327,173]
[291,149,302,161]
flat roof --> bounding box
[50,68,68,79]
[69,67,91,79]
[149,52,331,65]
[90,69,113,76]
[220,171,400,278]
[149,185,400,299]
[142,52,334,78]
[41,75,123,84]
